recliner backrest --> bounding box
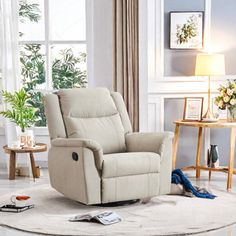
[44,88,132,154]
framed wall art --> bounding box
[170,11,204,49]
[183,97,204,121]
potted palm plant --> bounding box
[0,88,39,147]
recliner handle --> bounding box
[72,152,79,161]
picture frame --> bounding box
[170,11,204,49]
[183,97,204,121]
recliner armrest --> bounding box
[52,138,102,151]
[125,132,174,158]
[51,138,103,169]
[126,132,174,195]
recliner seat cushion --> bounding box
[57,88,126,154]
[102,152,160,178]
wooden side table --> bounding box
[172,119,236,191]
[3,143,47,180]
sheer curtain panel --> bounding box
[0,0,20,146]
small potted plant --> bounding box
[214,80,236,122]
[0,88,39,147]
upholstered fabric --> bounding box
[65,114,126,154]
[158,133,174,194]
[125,132,174,194]
[57,88,126,154]
[57,88,117,118]
[102,173,159,203]
[110,92,132,134]
[48,146,101,205]
[102,152,160,178]
[125,132,173,157]
[51,138,103,170]
[44,88,173,205]
[43,94,67,139]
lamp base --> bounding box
[202,109,218,122]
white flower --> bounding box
[230,99,236,106]
[227,89,234,96]
[223,96,230,103]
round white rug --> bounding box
[0,185,236,236]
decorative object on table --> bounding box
[3,143,47,180]
[11,140,21,148]
[170,11,204,49]
[195,53,225,122]
[183,97,203,121]
[214,79,236,122]
[207,144,220,168]
[69,211,122,225]
[16,126,35,148]
[0,88,38,147]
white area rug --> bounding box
[0,185,236,236]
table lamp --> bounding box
[195,53,225,121]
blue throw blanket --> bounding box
[171,169,216,199]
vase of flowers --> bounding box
[0,88,39,147]
[227,106,236,122]
[214,80,236,122]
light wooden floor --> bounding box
[0,169,235,236]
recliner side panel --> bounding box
[48,147,101,204]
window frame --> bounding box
[18,0,88,91]
[18,0,92,133]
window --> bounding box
[18,0,87,126]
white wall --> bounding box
[87,0,113,89]
[139,0,148,131]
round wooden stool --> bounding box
[3,143,47,180]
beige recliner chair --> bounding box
[44,88,173,205]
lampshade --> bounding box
[195,54,225,76]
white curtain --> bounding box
[0,0,20,146]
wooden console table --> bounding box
[172,119,236,191]
[3,143,47,180]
